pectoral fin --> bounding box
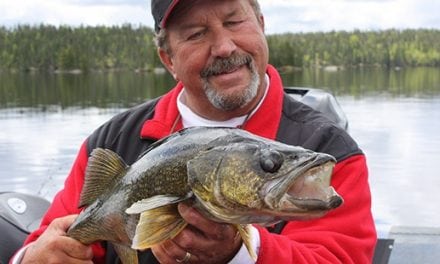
[236,224,257,261]
[126,194,191,214]
[112,243,138,264]
[131,204,187,250]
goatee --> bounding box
[201,53,260,111]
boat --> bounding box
[0,192,50,262]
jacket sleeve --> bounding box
[255,154,377,263]
[19,141,106,263]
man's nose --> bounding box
[210,30,237,58]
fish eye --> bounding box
[260,149,283,173]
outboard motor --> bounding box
[0,192,50,263]
[285,87,349,131]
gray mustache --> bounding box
[201,54,252,78]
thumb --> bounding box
[50,214,79,233]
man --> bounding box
[13,0,377,263]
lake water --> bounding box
[1,67,440,235]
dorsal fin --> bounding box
[79,148,128,207]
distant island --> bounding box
[1,25,439,72]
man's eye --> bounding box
[187,31,204,40]
[225,20,243,27]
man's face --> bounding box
[159,0,269,118]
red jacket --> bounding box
[21,65,377,263]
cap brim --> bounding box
[160,0,181,30]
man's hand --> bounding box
[152,203,242,264]
[21,214,93,264]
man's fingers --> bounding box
[177,203,214,236]
[177,203,235,240]
[59,236,94,260]
[47,215,94,260]
[50,214,79,234]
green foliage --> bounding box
[0,24,156,71]
[267,29,440,68]
[1,25,440,71]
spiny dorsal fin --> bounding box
[79,148,128,207]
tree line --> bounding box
[1,25,439,72]
[267,29,440,68]
[0,24,159,72]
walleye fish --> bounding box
[67,127,343,263]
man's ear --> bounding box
[259,15,265,32]
[158,48,178,81]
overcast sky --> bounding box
[1,0,440,34]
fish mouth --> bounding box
[264,159,343,216]
[283,161,342,210]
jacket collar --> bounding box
[140,64,284,140]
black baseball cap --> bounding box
[151,0,181,33]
